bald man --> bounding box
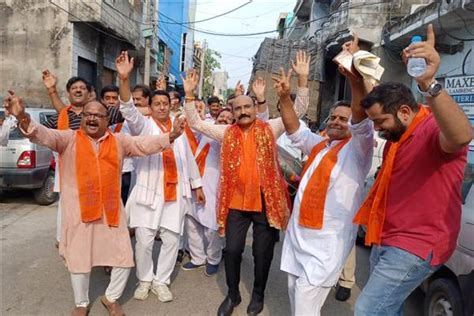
[183,57,310,315]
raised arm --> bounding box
[4,90,71,153]
[252,77,269,119]
[42,70,67,112]
[182,69,226,142]
[337,34,370,124]
[277,67,300,135]
[116,51,147,135]
[403,24,472,153]
[292,50,310,118]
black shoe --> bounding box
[247,296,264,315]
[176,249,184,265]
[217,295,241,316]
[335,285,351,302]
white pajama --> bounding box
[135,226,180,285]
[70,267,130,307]
[185,215,223,265]
[281,119,374,315]
[288,273,331,316]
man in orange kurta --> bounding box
[4,91,184,316]
[183,50,310,316]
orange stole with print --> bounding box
[353,106,431,245]
[75,130,120,226]
[58,105,73,130]
[299,137,351,229]
[217,120,290,235]
[154,118,178,201]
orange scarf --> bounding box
[196,143,211,177]
[154,118,178,202]
[75,129,120,226]
[218,120,290,235]
[299,137,351,229]
[58,105,73,130]
[185,126,199,154]
[114,123,123,133]
[185,126,211,176]
[353,106,431,245]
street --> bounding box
[1,192,423,316]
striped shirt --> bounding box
[43,106,124,130]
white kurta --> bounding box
[281,118,374,287]
[120,98,202,234]
[188,135,221,230]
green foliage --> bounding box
[202,49,221,98]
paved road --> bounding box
[0,192,423,315]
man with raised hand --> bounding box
[115,51,205,303]
[4,89,184,316]
[279,44,373,315]
[183,52,309,316]
[354,24,472,315]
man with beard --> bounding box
[184,50,309,316]
[182,108,234,276]
[4,90,184,316]
[354,25,472,315]
[115,51,205,303]
[279,46,373,314]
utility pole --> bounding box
[198,39,207,99]
[143,0,152,85]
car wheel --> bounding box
[424,278,464,316]
[33,170,57,205]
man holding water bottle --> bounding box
[353,24,472,315]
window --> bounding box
[180,33,187,72]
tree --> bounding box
[202,49,221,99]
[225,88,235,99]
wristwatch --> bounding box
[417,80,443,97]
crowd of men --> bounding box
[2,25,472,316]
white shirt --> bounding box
[281,118,374,287]
[189,134,222,230]
[119,98,202,234]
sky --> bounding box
[193,0,296,88]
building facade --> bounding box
[211,71,229,100]
[157,0,197,89]
[0,0,149,107]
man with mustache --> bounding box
[182,107,234,276]
[354,25,472,315]
[42,73,125,246]
[278,41,374,315]
[4,90,184,316]
[184,50,310,316]
[115,51,205,303]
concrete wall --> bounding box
[0,0,143,107]
[0,0,73,107]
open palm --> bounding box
[115,51,134,79]
[291,50,310,77]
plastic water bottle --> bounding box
[407,36,426,78]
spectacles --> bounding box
[82,112,108,119]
